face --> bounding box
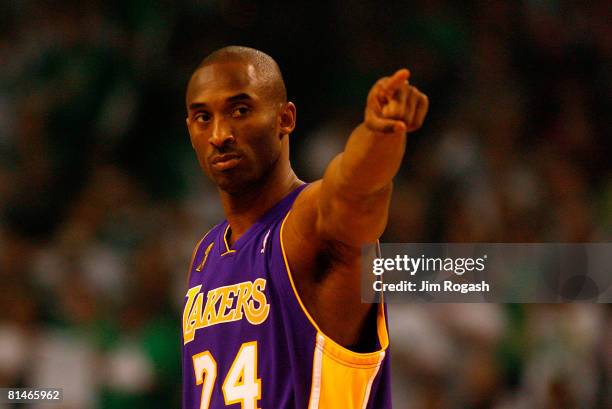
[186,61,293,194]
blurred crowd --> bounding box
[0,1,610,408]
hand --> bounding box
[364,69,429,134]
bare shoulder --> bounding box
[281,181,372,346]
[286,180,322,239]
[282,181,323,280]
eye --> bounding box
[231,105,250,118]
[195,111,211,123]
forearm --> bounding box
[316,123,402,245]
[316,69,427,244]
[336,122,406,195]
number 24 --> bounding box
[192,341,261,409]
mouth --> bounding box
[211,153,241,171]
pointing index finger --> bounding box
[384,69,410,91]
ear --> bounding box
[279,102,296,137]
[186,117,194,149]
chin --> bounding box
[217,183,242,195]
[209,163,267,196]
[214,174,252,195]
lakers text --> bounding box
[183,278,270,344]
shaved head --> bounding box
[187,46,287,106]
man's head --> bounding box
[185,46,296,194]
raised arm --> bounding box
[317,69,428,245]
[287,69,429,248]
[282,69,428,346]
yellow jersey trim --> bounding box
[221,224,237,256]
[307,334,324,409]
[279,210,389,364]
[187,227,215,283]
[308,332,386,408]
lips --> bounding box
[210,153,241,171]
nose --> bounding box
[210,118,234,148]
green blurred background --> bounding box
[0,1,610,408]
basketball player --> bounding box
[182,46,428,409]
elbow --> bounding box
[317,192,391,247]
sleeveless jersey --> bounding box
[182,184,392,408]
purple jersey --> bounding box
[182,184,392,408]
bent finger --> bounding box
[404,86,418,125]
[383,81,408,119]
[413,93,429,129]
[365,108,406,133]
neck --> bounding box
[219,159,302,245]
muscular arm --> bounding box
[316,123,405,246]
[283,69,429,346]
